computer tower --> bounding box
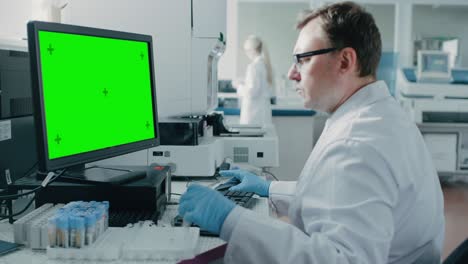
[0,116,37,187]
[0,45,36,188]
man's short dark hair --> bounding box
[297,1,382,78]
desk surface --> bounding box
[217,94,316,117]
[0,181,269,264]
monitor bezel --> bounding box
[417,50,451,80]
[27,21,160,173]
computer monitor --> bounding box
[218,80,236,93]
[417,50,451,83]
[27,21,159,183]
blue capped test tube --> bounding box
[47,216,57,248]
[57,215,69,248]
[85,213,96,245]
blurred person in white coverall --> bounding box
[234,35,273,126]
[179,2,445,263]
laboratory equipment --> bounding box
[0,41,37,188]
[0,39,31,119]
[397,68,468,124]
[218,80,236,93]
[397,62,468,178]
[0,116,37,187]
[13,203,64,249]
[452,68,468,84]
[418,123,468,179]
[159,117,206,146]
[46,223,200,262]
[417,50,451,83]
[27,21,160,183]
[46,201,108,248]
[150,136,224,178]
[148,126,279,178]
[222,126,279,168]
[9,165,171,226]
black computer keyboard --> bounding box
[109,209,159,227]
[173,182,255,236]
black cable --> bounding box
[22,161,38,178]
[0,194,36,220]
[0,186,41,200]
[263,170,279,181]
[170,193,182,196]
[0,169,66,200]
[0,162,39,200]
[0,169,67,221]
[185,177,192,188]
[87,165,132,172]
[0,162,39,196]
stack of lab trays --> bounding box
[48,201,109,248]
[13,203,65,249]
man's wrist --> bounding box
[260,181,272,197]
[220,206,245,241]
[217,200,236,234]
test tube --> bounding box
[69,217,77,248]
[182,218,192,253]
[57,215,69,248]
[85,213,96,246]
[102,201,109,230]
[75,216,85,248]
[99,205,105,235]
[47,216,57,248]
[89,201,97,208]
[93,209,101,238]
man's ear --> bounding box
[338,47,358,75]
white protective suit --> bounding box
[220,81,445,264]
[237,56,272,126]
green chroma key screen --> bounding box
[38,30,156,160]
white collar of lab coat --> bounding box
[253,56,263,63]
[326,80,390,128]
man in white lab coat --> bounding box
[179,2,445,263]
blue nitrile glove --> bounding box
[178,184,236,234]
[219,169,271,197]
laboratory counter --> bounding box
[217,93,316,117]
[0,180,270,264]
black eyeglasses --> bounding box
[293,47,337,71]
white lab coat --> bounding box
[220,81,445,264]
[237,56,272,126]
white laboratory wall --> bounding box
[268,115,316,181]
[236,2,309,84]
[218,0,238,80]
[0,0,32,40]
[412,5,468,67]
[0,0,65,40]
[233,2,395,83]
[362,4,395,52]
[192,0,227,38]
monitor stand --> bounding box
[43,164,147,185]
